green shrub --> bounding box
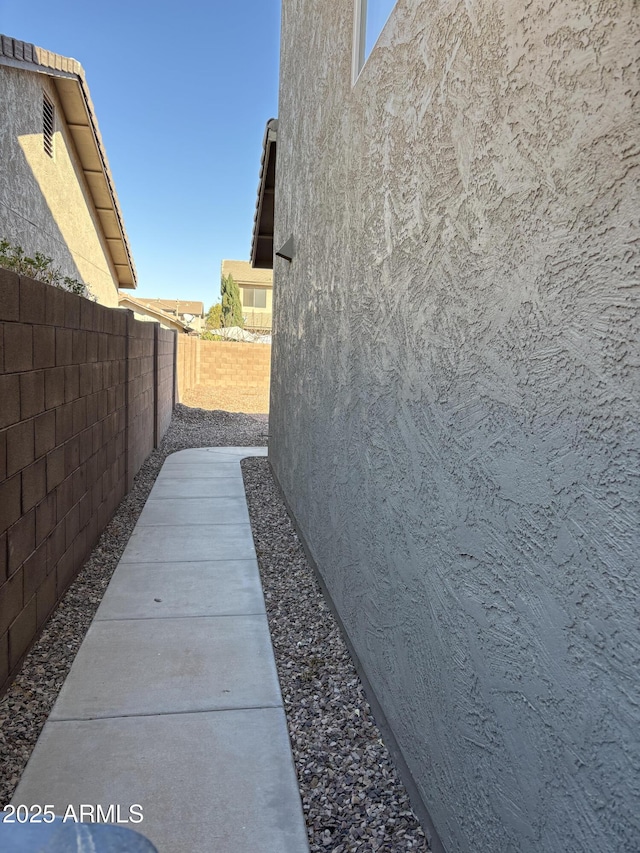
[221,274,244,328]
[0,237,93,298]
[204,302,223,330]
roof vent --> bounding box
[43,91,54,157]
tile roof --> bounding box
[139,299,205,316]
[0,34,82,74]
[222,260,273,287]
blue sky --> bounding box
[365,0,397,59]
[0,0,280,309]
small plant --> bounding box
[204,301,223,330]
[0,237,92,298]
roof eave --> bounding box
[250,118,277,270]
[0,35,138,289]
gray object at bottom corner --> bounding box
[0,816,157,852]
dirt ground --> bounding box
[180,384,270,415]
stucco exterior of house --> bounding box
[265,2,639,852]
[0,35,136,307]
[222,259,273,332]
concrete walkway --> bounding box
[12,448,310,853]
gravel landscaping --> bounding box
[0,403,429,852]
[181,383,270,414]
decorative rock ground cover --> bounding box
[0,405,428,852]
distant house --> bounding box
[0,35,136,307]
[257,3,639,853]
[123,297,205,333]
[117,293,192,333]
[222,259,272,333]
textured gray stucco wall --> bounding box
[0,67,120,306]
[270,2,639,851]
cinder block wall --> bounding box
[176,333,198,397]
[125,318,155,491]
[155,326,175,444]
[176,337,271,400]
[198,341,271,390]
[0,270,177,693]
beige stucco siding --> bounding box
[0,66,119,306]
[222,259,273,329]
[239,284,273,330]
[239,286,273,310]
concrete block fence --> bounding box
[0,270,177,694]
[177,336,271,399]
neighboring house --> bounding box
[121,294,205,332]
[222,259,273,332]
[257,3,639,853]
[130,298,205,333]
[117,293,192,333]
[0,35,137,307]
